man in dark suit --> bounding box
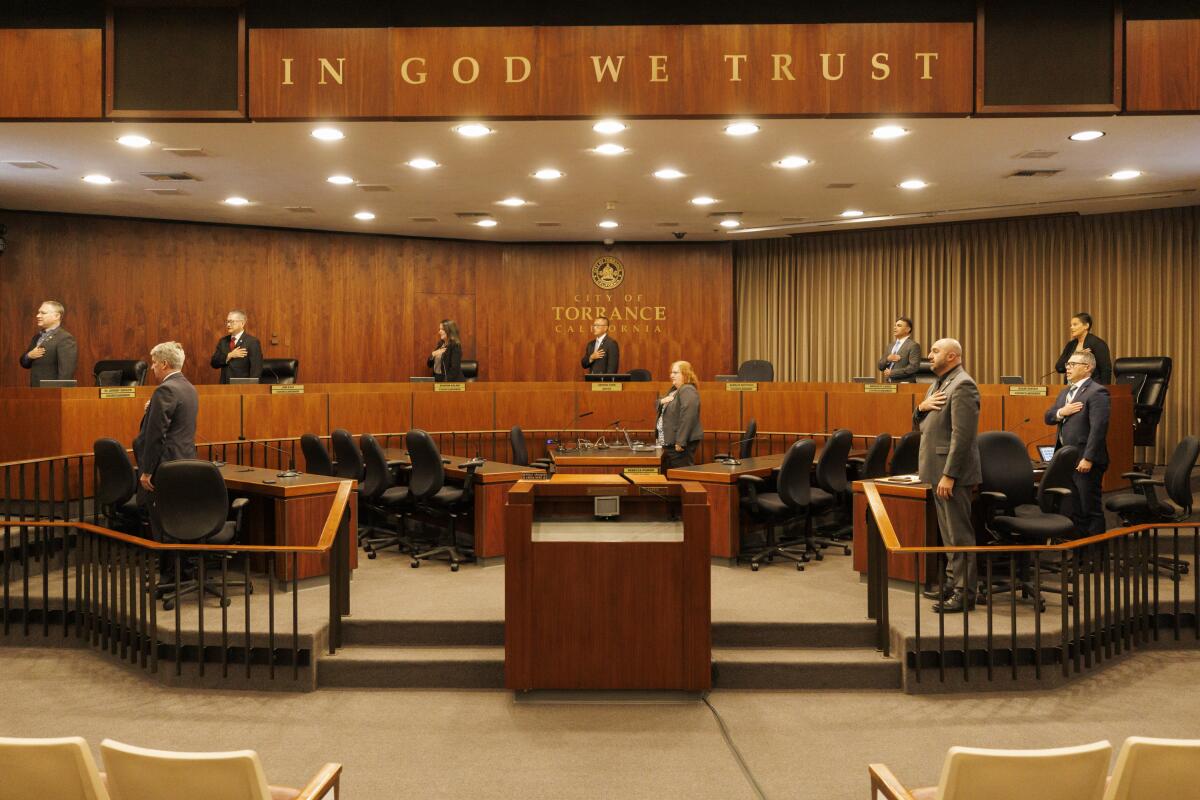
[210,309,263,383]
[915,338,982,613]
[1045,349,1110,534]
[581,316,620,376]
[134,341,199,500]
[19,300,78,386]
[878,316,921,382]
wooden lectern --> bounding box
[504,475,711,691]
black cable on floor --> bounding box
[702,692,767,800]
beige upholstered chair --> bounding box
[870,740,1112,800]
[0,735,111,800]
[100,739,340,800]
[1104,736,1200,800]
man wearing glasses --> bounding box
[1045,350,1111,534]
[581,316,620,376]
[209,309,263,384]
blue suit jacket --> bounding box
[1045,379,1110,466]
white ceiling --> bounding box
[1,115,1198,242]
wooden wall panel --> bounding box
[827,391,914,437]
[1126,20,1200,111]
[495,389,577,431]
[411,391,494,432]
[0,30,103,119]
[249,28,392,118]
[697,389,742,433]
[743,391,825,433]
[328,392,413,435]
[242,394,328,439]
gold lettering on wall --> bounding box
[591,55,625,82]
[724,54,748,82]
[649,55,669,82]
[401,56,427,84]
[915,52,938,79]
[870,52,890,80]
[317,57,345,85]
[281,57,294,85]
[505,55,532,83]
[820,52,846,81]
[772,53,795,81]
[452,56,480,84]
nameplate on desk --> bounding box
[1009,385,1048,397]
[623,467,660,475]
[521,472,551,481]
[588,486,629,495]
[270,385,305,395]
[435,382,466,392]
[99,387,136,399]
[864,384,898,394]
[591,382,622,392]
[725,382,758,392]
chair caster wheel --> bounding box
[815,552,824,561]
[410,561,420,568]
[451,563,460,572]
[368,552,377,560]
[751,563,760,572]
[163,600,175,611]
[796,563,804,571]
[220,597,231,608]
[843,547,851,556]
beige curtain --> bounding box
[735,205,1199,461]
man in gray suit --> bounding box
[134,341,198,497]
[19,300,78,387]
[915,338,982,613]
[878,317,921,382]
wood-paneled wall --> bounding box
[0,211,733,386]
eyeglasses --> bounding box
[592,322,607,328]
[1066,361,1089,367]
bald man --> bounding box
[914,338,982,614]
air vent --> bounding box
[535,222,561,227]
[409,216,438,222]
[161,148,207,157]
[145,188,185,195]
[655,222,680,227]
[285,206,316,213]
[1015,150,1058,159]
[825,183,855,189]
[139,172,199,182]
[1008,169,1063,178]
[455,211,489,219]
[3,160,56,169]
[356,184,392,192]
[779,217,806,222]
[707,211,743,218]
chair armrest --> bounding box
[847,457,866,468]
[295,762,342,800]
[978,491,1012,524]
[1122,471,1151,481]
[1132,477,1165,487]
[231,498,249,510]
[1042,487,1072,514]
[737,474,764,503]
[868,764,916,800]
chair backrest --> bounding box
[300,433,335,476]
[914,359,937,384]
[814,429,853,494]
[260,358,299,384]
[1038,445,1080,513]
[978,431,1037,509]
[1115,356,1172,446]
[510,426,530,467]
[1104,736,1200,800]
[628,368,652,382]
[777,439,816,509]
[92,359,148,387]
[101,738,274,800]
[1164,436,1200,511]
[937,740,1112,800]
[358,433,393,501]
[889,431,921,475]
[94,438,137,507]
[330,429,364,481]
[406,428,446,500]
[152,460,230,543]
[737,359,774,382]
[740,418,758,459]
[461,359,479,381]
[860,433,893,479]
[0,736,111,800]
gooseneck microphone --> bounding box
[235,434,300,477]
[555,410,594,453]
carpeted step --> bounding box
[712,647,900,690]
[341,618,504,647]
[318,645,504,689]
[712,621,877,648]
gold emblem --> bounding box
[591,256,624,290]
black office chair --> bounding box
[358,434,416,558]
[628,368,652,382]
[300,433,335,477]
[260,358,299,384]
[330,429,368,543]
[509,426,553,472]
[847,433,893,482]
[461,360,479,381]
[1113,357,1172,448]
[92,359,148,387]
[807,428,854,554]
[737,439,823,571]
[407,429,484,571]
[737,359,775,382]
[716,419,757,462]
[889,431,921,475]
[93,438,143,533]
[913,359,937,384]
[152,460,249,611]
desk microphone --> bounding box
[242,437,300,478]
[1032,368,1058,384]
[554,410,593,453]
[716,433,759,466]
[194,433,226,468]
[261,362,281,385]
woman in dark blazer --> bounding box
[428,319,465,382]
[1054,312,1112,385]
[655,360,704,470]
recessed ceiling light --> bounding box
[327,175,355,185]
[476,219,498,227]
[654,168,685,180]
[454,123,493,138]
[1109,169,1141,181]
[592,143,627,156]
[872,125,909,139]
[775,156,811,169]
[725,122,760,136]
[354,211,375,221]
[82,174,113,185]
[720,219,741,228]
[311,127,344,141]
[598,220,619,229]
[498,197,527,207]
[898,179,928,190]
[407,158,440,170]
[593,119,627,134]
[223,196,249,206]
[116,135,150,148]
[841,209,865,218]
[1069,130,1105,142]
[691,196,718,206]
[532,168,563,180]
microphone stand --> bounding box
[238,435,300,477]
[555,410,594,453]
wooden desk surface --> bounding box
[667,454,785,484]
[383,448,530,484]
[218,464,348,498]
[551,447,662,467]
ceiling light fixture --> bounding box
[898,179,928,190]
[654,168,685,180]
[1109,169,1141,181]
[775,156,811,169]
[116,135,151,148]
[872,125,909,139]
[532,168,563,180]
[354,211,375,221]
[311,127,345,141]
[840,209,865,218]
[691,196,718,206]
[476,219,498,227]
[725,122,761,136]
[407,158,440,170]
[454,123,493,138]
[498,197,527,207]
[598,220,619,229]
[592,119,627,134]
[720,219,741,228]
[223,196,249,206]
[327,175,355,185]
[82,174,113,185]
[1069,130,1105,142]
[592,143,627,155]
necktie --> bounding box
[891,340,901,356]
[1066,384,1079,404]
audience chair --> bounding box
[1104,736,1200,800]
[737,439,824,571]
[153,460,250,611]
[628,368,652,381]
[259,358,299,384]
[716,418,757,462]
[807,428,854,553]
[0,735,111,800]
[93,438,143,533]
[92,359,148,387]
[847,432,892,482]
[358,433,416,558]
[406,428,484,571]
[300,433,335,476]
[869,739,1112,800]
[329,428,366,542]
[889,431,921,475]
[100,738,341,800]
[1113,356,1172,447]
[509,426,553,472]
[736,359,774,382]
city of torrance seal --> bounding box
[591,256,624,290]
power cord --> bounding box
[702,692,767,800]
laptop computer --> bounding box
[1037,445,1056,462]
[38,379,78,388]
[999,375,1024,384]
[229,377,259,385]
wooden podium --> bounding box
[504,475,711,691]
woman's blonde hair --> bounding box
[672,360,698,387]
